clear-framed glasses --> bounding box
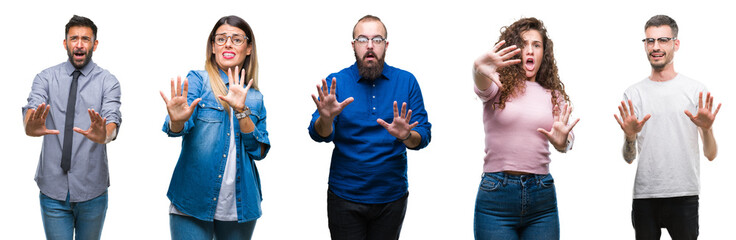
[214,33,248,46]
[353,36,386,46]
[642,37,676,48]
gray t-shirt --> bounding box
[624,74,706,199]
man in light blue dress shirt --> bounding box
[22,15,121,240]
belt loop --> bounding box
[503,173,508,186]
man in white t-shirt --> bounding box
[614,15,721,240]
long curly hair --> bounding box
[494,17,569,113]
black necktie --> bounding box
[61,70,81,173]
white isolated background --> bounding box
[1,0,733,239]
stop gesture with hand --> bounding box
[538,103,580,151]
[614,100,651,140]
[377,101,419,141]
[684,92,721,130]
[474,40,522,89]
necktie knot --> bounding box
[72,70,81,79]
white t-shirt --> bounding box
[624,74,707,199]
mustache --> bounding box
[363,51,376,59]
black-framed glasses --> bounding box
[214,33,248,46]
[642,37,676,47]
[353,36,386,46]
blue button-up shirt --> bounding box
[22,60,122,202]
[309,62,431,204]
[163,70,270,223]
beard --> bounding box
[67,48,94,69]
[355,50,385,81]
[648,50,671,70]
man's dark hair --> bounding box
[65,15,97,39]
[645,15,678,37]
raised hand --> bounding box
[538,104,580,150]
[25,103,60,136]
[684,92,721,130]
[474,40,522,88]
[311,77,354,120]
[377,101,419,140]
[614,100,651,140]
[160,76,201,123]
[73,109,107,144]
[218,66,253,112]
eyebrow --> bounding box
[357,34,385,39]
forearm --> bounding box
[238,116,255,134]
[700,128,717,161]
[472,63,492,91]
[314,116,334,138]
[23,109,33,135]
[105,123,118,144]
[623,135,637,163]
[401,130,421,149]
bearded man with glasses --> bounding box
[613,15,721,240]
[308,15,432,240]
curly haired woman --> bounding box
[472,17,579,240]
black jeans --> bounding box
[327,189,408,240]
[632,195,699,240]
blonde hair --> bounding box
[205,15,259,110]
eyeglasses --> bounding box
[214,33,249,46]
[642,37,676,47]
[353,36,386,46]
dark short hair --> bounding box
[353,15,387,39]
[645,15,678,37]
[65,15,97,39]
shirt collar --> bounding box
[350,62,391,82]
[64,59,96,77]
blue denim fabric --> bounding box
[308,62,431,204]
[40,191,108,240]
[632,195,699,240]
[163,70,270,223]
[474,172,559,240]
[170,214,256,240]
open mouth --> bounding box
[223,51,235,59]
[73,50,86,60]
[650,51,665,59]
[524,58,535,71]
[364,51,376,61]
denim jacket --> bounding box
[162,70,270,223]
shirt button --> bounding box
[373,107,376,110]
[372,96,375,98]
[218,175,222,178]
[237,198,241,202]
[227,133,230,136]
[223,154,227,158]
[213,198,217,201]
[372,84,375,87]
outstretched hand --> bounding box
[377,101,419,140]
[614,100,651,140]
[311,77,354,120]
[684,92,721,130]
[538,104,579,150]
[474,40,522,88]
[160,76,201,123]
[73,109,107,144]
[25,103,60,136]
[219,66,253,112]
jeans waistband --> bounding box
[482,172,551,184]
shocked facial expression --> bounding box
[64,26,97,69]
[212,24,252,71]
[644,26,679,70]
[521,30,544,81]
[352,20,388,80]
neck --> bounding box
[649,63,676,82]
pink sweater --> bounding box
[474,81,563,174]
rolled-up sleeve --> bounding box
[22,73,51,118]
[407,76,431,150]
[242,95,270,161]
[100,74,122,132]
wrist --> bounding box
[400,131,412,141]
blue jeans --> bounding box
[169,214,256,240]
[474,172,559,240]
[632,195,699,240]
[39,191,108,240]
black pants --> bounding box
[327,189,408,240]
[632,195,699,240]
